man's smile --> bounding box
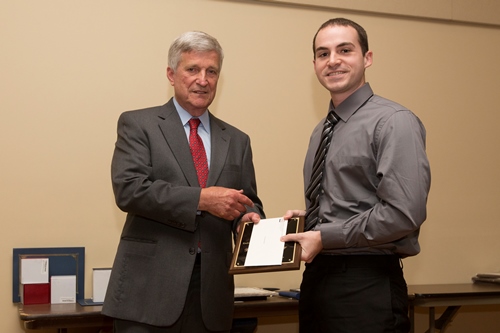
[326,71,347,77]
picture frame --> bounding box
[12,247,85,303]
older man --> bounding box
[103,31,264,333]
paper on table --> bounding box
[234,287,278,297]
[244,217,288,266]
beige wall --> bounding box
[2,0,500,332]
[260,0,500,26]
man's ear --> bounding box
[166,67,175,86]
[364,51,373,69]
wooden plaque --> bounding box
[229,217,304,274]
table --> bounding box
[18,296,299,333]
[408,283,500,333]
[18,284,500,333]
[18,303,111,332]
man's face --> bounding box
[167,50,220,116]
[313,25,372,106]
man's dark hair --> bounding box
[313,18,369,57]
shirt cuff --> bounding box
[316,221,346,249]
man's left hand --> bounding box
[236,212,261,233]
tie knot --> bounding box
[327,111,339,126]
[189,118,201,130]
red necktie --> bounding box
[188,118,209,188]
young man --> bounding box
[102,31,264,333]
[281,18,431,333]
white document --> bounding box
[244,217,288,266]
[234,287,278,298]
[51,275,76,304]
[20,258,49,284]
[93,268,112,303]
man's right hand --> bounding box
[198,187,254,220]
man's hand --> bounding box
[241,212,261,223]
[283,209,306,220]
[236,212,261,233]
[198,187,254,220]
[281,229,322,263]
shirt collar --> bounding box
[330,83,374,122]
[173,98,211,133]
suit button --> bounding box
[189,248,196,255]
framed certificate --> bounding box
[229,216,304,274]
[12,247,85,303]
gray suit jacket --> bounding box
[102,99,264,330]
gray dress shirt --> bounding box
[304,83,431,257]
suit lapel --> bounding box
[207,114,230,187]
[157,100,200,187]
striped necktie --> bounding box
[304,111,339,231]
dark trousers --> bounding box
[114,255,230,333]
[299,254,410,333]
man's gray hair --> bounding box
[168,31,224,71]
